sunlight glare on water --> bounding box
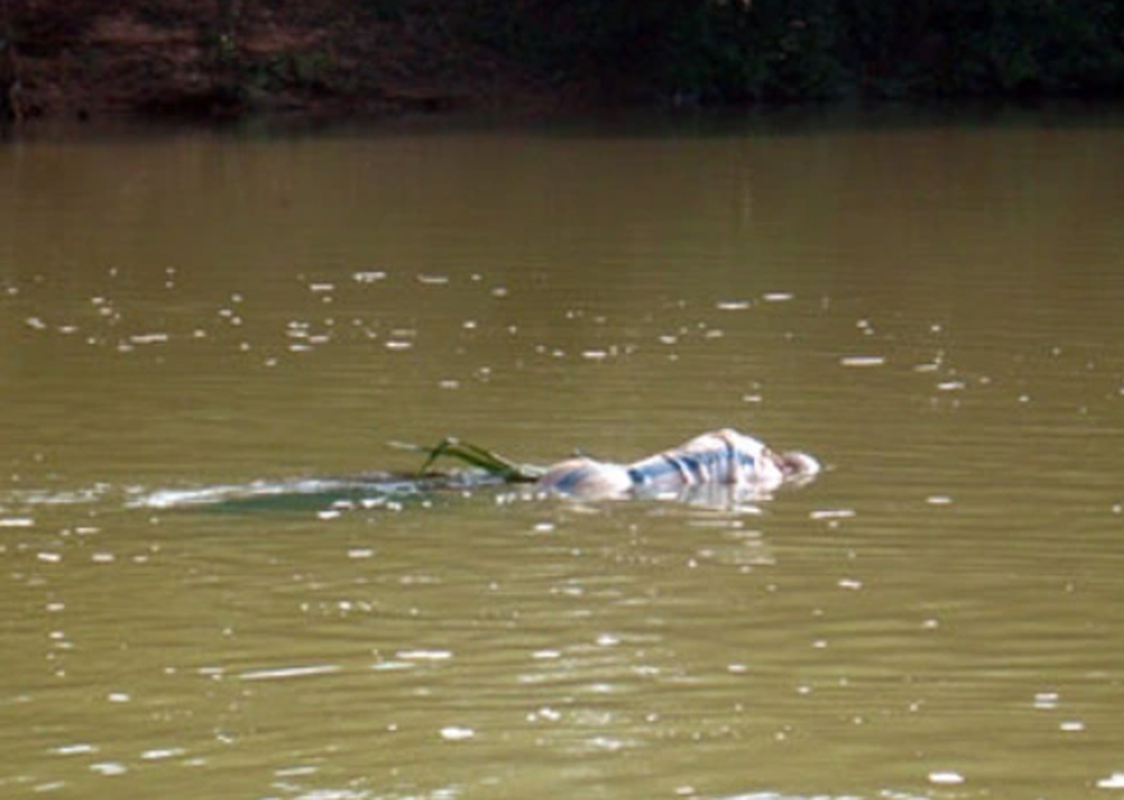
[2,107,1124,800]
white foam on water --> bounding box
[396,649,453,661]
[810,509,856,520]
[53,743,99,756]
[840,355,885,367]
[1098,773,1124,788]
[439,726,475,741]
[141,747,186,761]
[928,771,965,785]
[0,517,34,527]
[240,664,341,681]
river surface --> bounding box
[2,106,1123,800]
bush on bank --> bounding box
[1,0,1122,121]
[446,0,1124,103]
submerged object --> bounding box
[134,429,818,513]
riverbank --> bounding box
[1,0,568,124]
[3,1,1122,125]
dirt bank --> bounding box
[1,0,562,123]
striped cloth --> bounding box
[538,428,818,500]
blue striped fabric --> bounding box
[536,428,813,500]
[626,431,761,489]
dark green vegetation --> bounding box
[1,0,1121,121]
[448,0,1124,103]
[402,438,545,483]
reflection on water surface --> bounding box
[2,107,1124,800]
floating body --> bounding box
[133,429,818,512]
[537,428,819,501]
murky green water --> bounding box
[2,107,1124,800]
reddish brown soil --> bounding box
[2,0,564,123]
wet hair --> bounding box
[776,451,820,481]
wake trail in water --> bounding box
[131,471,508,512]
[0,471,508,517]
